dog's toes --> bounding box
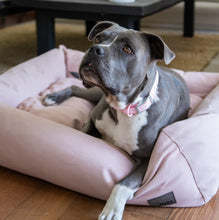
[98,210,122,220]
[42,94,58,106]
[98,213,113,220]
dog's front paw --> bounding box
[42,93,59,106]
[98,207,123,220]
[98,184,135,220]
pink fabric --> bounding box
[0,47,66,107]
[18,77,93,129]
[63,47,85,78]
[0,103,133,200]
[0,46,218,207]
[132,107,219,206]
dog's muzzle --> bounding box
[80,47,121,96]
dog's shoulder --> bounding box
[156,66,190,122]
[158,67,188,90]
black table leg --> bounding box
[36,10,55,55]
[134,20,140,31]
[86,20,96,36]
[184,0,195,37]
[115,16,139,30]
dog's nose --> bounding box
[96,47,105,56]
[89,46,105,56]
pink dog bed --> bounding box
[0,46,218,207]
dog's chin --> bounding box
[82,80,95,89]
[83,79,120,96]
[80,65,120,96]
[105,87,120,96]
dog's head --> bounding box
[79,21,175,109]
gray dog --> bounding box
[43,21,190,220]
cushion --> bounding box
[0,45,218,207]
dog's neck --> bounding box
[106,65,159,117]
[113,70,159,117]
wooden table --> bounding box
[12,0,194,55]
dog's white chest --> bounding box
[95,110,147,155]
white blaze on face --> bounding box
[97,35,119,48]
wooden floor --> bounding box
[0,166,218,220]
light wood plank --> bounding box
[59,194,104,220]
[126,205,172,219]
[168,190,219,220]
[123,211,166,220]
[212,191,219,220]
[5,183,78,220]
[59,194,169,220]
[0,167,43,219]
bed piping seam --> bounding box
[162,130,207,205]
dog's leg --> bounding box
[43,86,103,106]
[81,96,108,138]
[43,87,73,106]
[81,117,102,138]
[99,158,149,220]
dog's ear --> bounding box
[141,33,175,65]
[88,21,119,41]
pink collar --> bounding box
[115,71,159,117]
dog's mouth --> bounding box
[79,63,98,88]
[80,63,120,96]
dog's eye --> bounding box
[123,45,132,54]
[95,36,101,44]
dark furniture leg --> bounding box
[184,0,195,37]
[86,20,96,36]
[36,10,55,55]
[116,16,138,30]
[134,20,140,31]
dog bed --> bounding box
[0,45,218,207]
